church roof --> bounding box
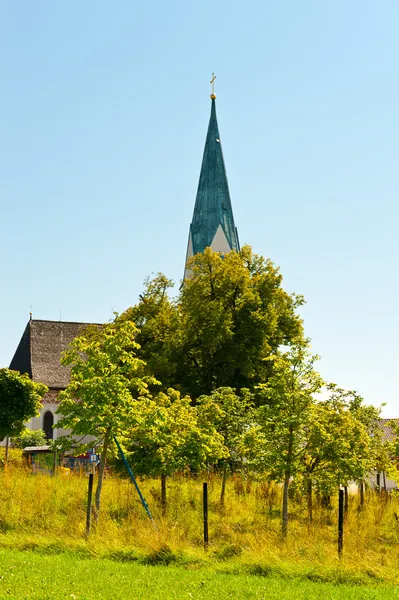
[9,319,96,389]
[378,418,399,442]
[189,98,240,255]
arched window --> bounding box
[43,411,54,441]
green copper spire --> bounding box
[184,93,240,277]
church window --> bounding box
[43,411,54,441]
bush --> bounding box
[13,429,47,449]
[0,447,24,468]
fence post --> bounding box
[203,482,209,551]
[86,473,94,536]
[338,488,344,557]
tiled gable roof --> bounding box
[379,418,399,443]
[9,319,97,389]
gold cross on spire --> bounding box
[210,73,216,99]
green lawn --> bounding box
[0,549,398,600]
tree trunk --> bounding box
[359,480,364,509]
[52,448,57,476]
[5,437,9,465]
[220,463,228,505]
[94,429,111,522]
[161,474,167,516]
[383,471,387,494]
[282,473,290,538]
[307,479,313,523]
[282,427,294,538]
[321,494,331,509]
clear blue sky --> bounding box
[1,1,398,416]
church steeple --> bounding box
[184,81,240,279]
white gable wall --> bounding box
[184,231,194,280]
[210,224,232,254]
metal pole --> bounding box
[203,482,209,550]
[113,435,155,525]
[338,489,344,557]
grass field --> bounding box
[0,549,398,600]
[1,456,399,598]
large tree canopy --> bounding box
[0,369,47,440]
[120,246,304,398]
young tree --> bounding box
[300,393,376,519]
[197,387,254,504]
[56,320,157,520]
[124,388,227,513]
[0,369,48,459]
[242,346,324,537]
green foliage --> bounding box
[178,246,305,396]
[0,369,48,440]
[117,274,179,391]
[243,346,324,481]
[13,428,47,449]
[241,345,324,534]
[56,320,157,445]
[197,387,254,469]
[300,387,385,495]
[53,248,396,530]
[121,246,304,398]
[56,319,159,515]
[124,388,228,477]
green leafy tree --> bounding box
[120,246,304,399]
[13,428,47,449]
[124,388,227,513]
[300,393,376,519]
[0,369,48,441]
[117,274,179,391]
[177,246,304,397]
[56,319,157,519]
[197,387,254,504]
[242,346,324,537]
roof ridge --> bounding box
[30,319,103,326]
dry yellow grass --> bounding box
[0,452,399,584]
